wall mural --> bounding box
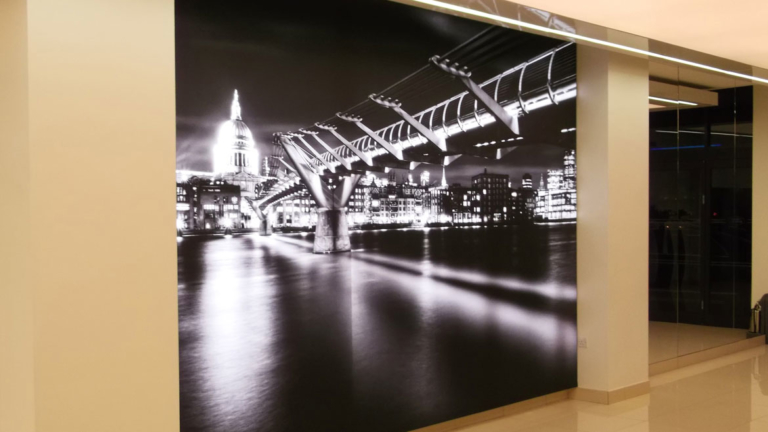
[176,0,577,430]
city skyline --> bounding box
[176,77,577,232]
[175,86,575,189]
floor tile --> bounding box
[458,344,768,432]
[537,412,644,432]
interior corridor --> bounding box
[458,344,768,432]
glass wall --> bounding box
[648,64,754,364]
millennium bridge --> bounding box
[248,27,576,253]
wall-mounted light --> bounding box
[411,0,768,85]
[648,96,698,106]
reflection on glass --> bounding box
[649,64,753,364]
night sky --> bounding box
[175,0,576,187]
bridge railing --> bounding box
[320,42,576,170]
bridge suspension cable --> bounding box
[263,31,576,211]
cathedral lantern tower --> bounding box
[213,90,258,177]
[213,90,260,199]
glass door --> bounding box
[649,63,754,364]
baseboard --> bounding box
[410,389,571,432]
[568,381,650,405]
[649,335,765,376]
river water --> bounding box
[178,224,577,432]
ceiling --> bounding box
[507,0,768,70]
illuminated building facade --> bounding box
[564,149,576,189]
[176,184,194,229]
[518,189,538,221]
[510,176,537,222]
[450,185,480,223]
[535,150,577,221]
[269,176,431,228]
[471,169,510,223]
[275,191,317,227]
[176,181,244,230]
[258,155,579,229]
[367,182,427,225]
[429,186,453,224]
[512,173,537,222]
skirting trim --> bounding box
[650,334,765,376]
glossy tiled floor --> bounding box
[457,345,768,432]
[650,321,749,364]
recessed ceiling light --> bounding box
[649,96,698,106]
[411,0,768,85]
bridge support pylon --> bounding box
[279,135,361,254]
[245,198,274,237]
[259,213,273,236]
[314,209,350,253]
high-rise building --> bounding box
[547,169,564,190]
[522,173,533,189]
[564,149,576,189]
[535,150,577,222]
[512,173,537,222]
[471,169,510,223]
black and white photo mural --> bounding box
[176,0,577,430]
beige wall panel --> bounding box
[25,0,179,430]
[0,0,35,430]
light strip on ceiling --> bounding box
[648,96,698,106]
[410,0,768,85]
[655,130,753,138]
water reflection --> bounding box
[179,225,576,432]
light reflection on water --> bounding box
[179,225,576,432]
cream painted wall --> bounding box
[753,86,768,305]
[577,45,650,391]
[0,0,35,431]
[0,0,179,430]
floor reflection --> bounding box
[650,321,749,364]
[459,345,768,432]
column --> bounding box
[0,1,34,430]
[575,45,650,402]
[0,0,180,431]
[753,85,768,303]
